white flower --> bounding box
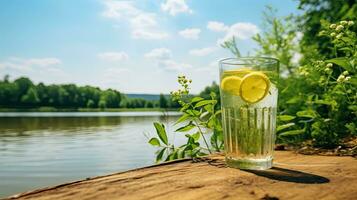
[336,25,344,32]
[336,33,343,39]
[326,63,333,68]
[342,71,349,76]
[330,32,336,37]
[319,30,326,35]
[348,21,355,26]
[340,21,348,25]
[324,68,332,73]
[337,75,345,83]
[330,24,337,29]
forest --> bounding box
[0,75,218,110]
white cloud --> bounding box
[179,28,201,40]
[25,58,61,67]
[102,0,139,19]
[193,61,219,77]
[102,0,169,40]
[161,0,193,16]
[207,21,229,32]
[158,59,191,71]
[132,30,169,40]
[189,47,217,56]
[130,13,157,28]
[145,48,172,60]
[98,52,129,62]
[207,21,259,45]
[219,22,259,44]
[0,57,61,70]
[0,57,68,83]
[144,48,190,71]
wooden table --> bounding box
[5,151,357,200]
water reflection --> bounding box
[0,112,180,198]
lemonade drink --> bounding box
[219,58,279,170]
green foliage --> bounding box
[21,87,40,105]
[149,76,224,162]
[298,0,357,58]
[149,3,357,162]
[252,6,300,75]
[0,76,179,109]
[86,99,95,108]
[159,93,168,108]
[290,20,357,147]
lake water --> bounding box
[0,112,183,198]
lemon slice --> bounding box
[240,72,270,103]
[221,76,242,96]
[223,68,252,78]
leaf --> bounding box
[278,115,296,121]
[191,132,201,142]
[204,104,213,112]
[325,57,353,71]
[200,110,210,117]
[148,138,160,146]
[175,113,190,125]
[277,123,295,132]
[191,96,204,103]
[314,100,333,105]
[156,148,166,162]
[279,129,305,137]
[186,109,200,116]
[296,110,317,119]
[215,110,222,115]
[180,104,190,112]
[169,149,179,160]
[286,96,301,104]
[194,100,217,108]
[176,123,196,132]
[153,122,168,145]
[349,77,357,86]
[348,105,357,111]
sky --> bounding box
[0,0,300,94]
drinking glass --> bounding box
[219,57,279,170]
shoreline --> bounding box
[0,107,178,112]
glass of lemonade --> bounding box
[219,57,279,170]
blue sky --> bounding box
[0,0,299,94]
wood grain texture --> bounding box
[4,151,357,200]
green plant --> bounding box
[253,6,300,75]
[289,20,357,147]
[148,76,224,162]
[148,5,357,162]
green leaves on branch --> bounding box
[278,115,296,121]
[153,122,168,145]
[149,76,223,162]
[325,58,353,72]
[279,129,305,137]
[194,100,217,108]
[175,123,196,132]
[148,138,160,146]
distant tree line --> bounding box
[0,75,182,109]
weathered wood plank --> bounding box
[5,151,357,200]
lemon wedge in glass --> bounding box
[221,76,242,96]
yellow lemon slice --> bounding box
[240,72,270,103]
[223,68,252,78]
[221,76,242,96]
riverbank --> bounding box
[5,151,357,200]
[0,107,178,112]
